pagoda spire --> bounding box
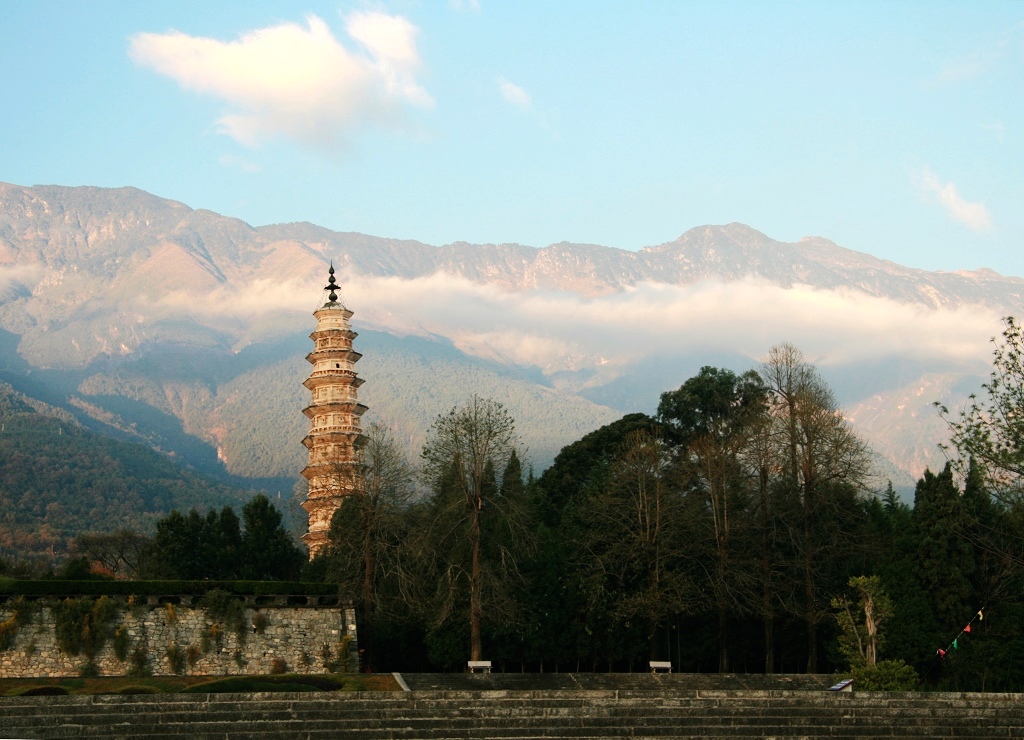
[300,265,368,557]
[325,263,340,304]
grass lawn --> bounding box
[0,672,400,696]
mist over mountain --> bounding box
[0,182,1015,497]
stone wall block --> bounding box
[0,604,356,678]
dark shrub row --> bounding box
[0,580,337,597]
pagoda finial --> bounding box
[325,262,339,303]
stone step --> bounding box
[6,691,1024,713]
[4,689,1024,740]
[9,721,1018,740]
[6,710,1018,731]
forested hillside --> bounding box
[0,383,252,558]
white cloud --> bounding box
[129,13,431,149]
[919,167,993,232]
[497,78,531,109]
[149,264,999,382]
[335,271,999,375]
[450,0,481,12]
[156,278,315,319]
[0,263,45,291]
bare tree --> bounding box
[742,410,786,672]
[760,343,872,672]
[326,421,414,670]
[72,529,153,579]
[420,396,521,662]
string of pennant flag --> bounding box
[937,608,985,659]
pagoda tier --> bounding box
[302,400,369,418]
[300,266,367,558]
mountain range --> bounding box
[0,181,1016,505]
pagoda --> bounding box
[300,265,368,557]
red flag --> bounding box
[964,624,972,633]
[937,649,947,659]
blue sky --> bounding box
[2,2,1022,275]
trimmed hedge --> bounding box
[181,674,356,693]
[0,580,338,597]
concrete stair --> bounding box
[3,685,1024,739]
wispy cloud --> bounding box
[129,12,432,149]
[217,154,261,173]
[935,40,1008,85]
[156,278,314,318]
[450,0,481,12]
[497,78,531,109]
[919,167,993,232]
[980,121,1007,143]
[0,263,45,293]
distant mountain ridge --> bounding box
[0,182,1012,498]
[3,182,1020,313]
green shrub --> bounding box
[253,611,269,634]
[165,642,186,675]
[113,625,130,661]
[847,660,920,691]
[0,616,17,651]
[200,624,222,653]
[53,596,116,658]
[128,645,150,677]
[182,674,350,694]
[0,580,335,597]
[198,589,247,643]
[17,686,69,696]
[117,685,159,695]
[0,597,40,651]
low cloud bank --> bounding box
[341,271,1001,374]
[151,268,1001,377]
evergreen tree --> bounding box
[659,366,767,671]
[240,495,305,581]
[914,465,975,632]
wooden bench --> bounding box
[649,661,672,673]
[467,660,492,673]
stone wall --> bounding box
[0,596,357,678]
